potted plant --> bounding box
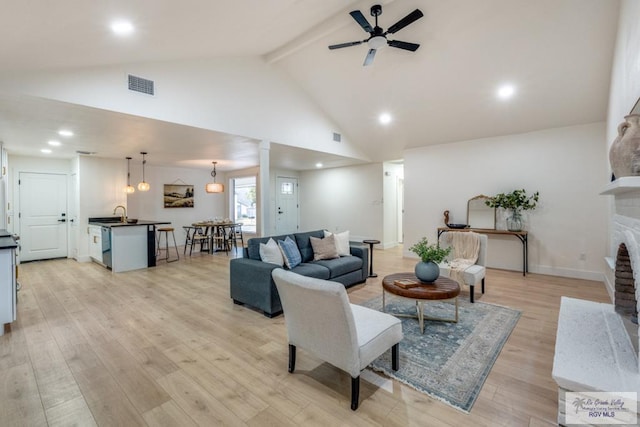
[409,237,451,282]
[485,189,539,231]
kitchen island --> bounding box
[88,217,170,273]
[0,231,17,335]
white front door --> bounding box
[19,172,68,261]
[275,176,298,235]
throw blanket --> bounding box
[446,232,480,286]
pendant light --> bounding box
[138,151,150,192]
[205,161,224,193]
[124,157,135,194]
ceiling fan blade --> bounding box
[388,40,420,52]
[363,48,377,66]
[349,10,373,33]
[386,9,424,34]
[328,40,364,50]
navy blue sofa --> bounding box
[229,230,369,317]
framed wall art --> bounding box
[164,184,194,208]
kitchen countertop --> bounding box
[88,217,171,228]
[0,230,17,249]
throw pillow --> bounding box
[323,230,351,256]
[310,234,339,261]
[259,238,283,266]
[278,236,302,269]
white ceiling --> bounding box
[0,0,621,171]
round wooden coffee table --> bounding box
[382,272,460,334]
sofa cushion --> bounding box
[310,235,339,261]
[247,234,293,260]
[295,230,325,263]
[291,263,331,280]
[278,236,302,269]
[315,256,363,278]
[259,238,283,266]
[324,230,351,256]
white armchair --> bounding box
[439,232,488,303]
[272,269,403,410]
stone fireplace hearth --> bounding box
[552,177,640,425]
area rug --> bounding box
[360,294,521,413]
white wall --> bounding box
[8,155,228,262]
[383,162,404,248]
[299,163,383,243]
[126,163,227,235]
[77,156,127,261]
[0,57,369,162]
[404,122,608,280]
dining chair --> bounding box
[211,224,230,255]
[272,269,402,410]
[228,223,245,251]
[185,226,211,255]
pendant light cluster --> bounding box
[124,152,151,194]
[205,161,224,193]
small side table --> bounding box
[362,239,381,278]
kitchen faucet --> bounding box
[113,205,127,222]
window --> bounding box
[281,182,293,194]
[232,176,257,233]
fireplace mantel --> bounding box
[601,176,640,195]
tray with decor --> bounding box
[447,223,469,229]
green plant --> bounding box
[485,189,539,212]
[409,237,451,263]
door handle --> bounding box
[58,219,66,222]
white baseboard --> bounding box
[527,264,604,282]
[76,255,92,263]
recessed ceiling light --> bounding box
[379,113,392,125]
[316,163,323,168]
[48,140,61,146]
[497,84,516,100]
[41,148,52,154]
[58,129,73,137]
[111,20,134,36]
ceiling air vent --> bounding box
[333,132,341,142]
[128,74,155,96]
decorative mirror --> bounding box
[467,195,495,229]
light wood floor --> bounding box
[0,246,610,426]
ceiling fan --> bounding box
[328,4,424,66]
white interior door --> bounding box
[275,176,298,235]
[19,172,68,261]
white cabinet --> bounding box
[0,244,16,336]
[89,225,103,264]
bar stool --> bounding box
[157,227,179,262]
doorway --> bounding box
[275,176,299,235]
[18,172,68,261]
[232,176,257,233]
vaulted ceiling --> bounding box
[0,0,620,170]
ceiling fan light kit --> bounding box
[328,4,423,66]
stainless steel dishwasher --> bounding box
[101,226,112,269]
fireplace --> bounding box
[552,177,640,425]
[614,243,639,354]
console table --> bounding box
[437,227,528,276]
